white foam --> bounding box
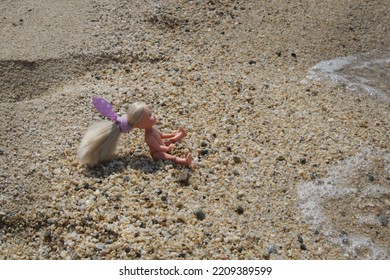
[309,55,357,83]
[357,214,381,227]
[297,148,390,259]
[298,182,356,236]
[346,234,389,260]
[306,51,390,102]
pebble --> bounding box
[237,191,245,198]
[200,141,208,147]
[177,170,190,186]
[276,155,286,161]
[232,169,240,176]
[95,243,106,251]
[367,173,375,182]
[340,233,349,244]
[43,229,52,239]
[266,244,278,255]
[233,156,242,164]
[235,205,244,215]
[379,215,388,227]
[194,209,206,221]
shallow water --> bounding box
[307,50,390,103]
[297,147,390,259]
[298,52,390,259]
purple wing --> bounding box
[92,97,117,121]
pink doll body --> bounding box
[78,98,192,166]
[135,106,193,166]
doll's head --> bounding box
[127,102,156,129]
[78,99,158,166]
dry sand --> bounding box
[0,0,389,259]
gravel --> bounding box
[0,0,389,260]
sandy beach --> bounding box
[0,0,389,259]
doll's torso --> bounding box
[144,127,163,155]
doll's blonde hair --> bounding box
[77,102,147,166]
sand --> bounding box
[0,0,389,259]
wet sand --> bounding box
[0,0,389,259]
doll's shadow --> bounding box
[84,155,160,178]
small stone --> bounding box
[123,176,130,182]
[95,243,106,251]
[237,191,245,198]
[233,156,242,164]
[340,232,349,244]
[43,229,52,239]
[379,215,388,227]
[177,170,190,186]
[194,209,206,220]
[235,205,244,215]
[144,201,154,208]
[367,174,375,182]
[176,202,184,209]
[276,155,286,161]
[200,149,209,156]
[232,169,240,176]
[249,60,256,65]
[177,214,186,223]
[161,196,168,203]
[310,173,319,180]
[263,253,270,260]
[299,158,307,164]
[300,243,307,250]
[266,244,277,255]
[297,234,303,244]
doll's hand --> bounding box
[167,143,175,151]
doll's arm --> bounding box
[159,131,177,139]
[146,135,174,152]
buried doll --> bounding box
[77,97,193,166]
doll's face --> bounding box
[137,106,156,129]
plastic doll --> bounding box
[77,97,193,166]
